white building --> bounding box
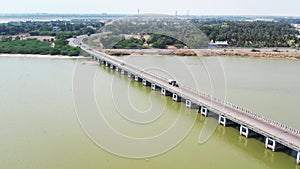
[208,40,228,48]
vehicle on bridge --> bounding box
[168,79,179,87]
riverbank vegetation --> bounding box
[0,20,104,38]
[111,34,185,49]
[0,20,104,55]
[0,38,81,56]
[197,21,300,48]
[103,19,300,49]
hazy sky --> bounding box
[0,0,299,16]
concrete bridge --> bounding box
[71,36,300,164]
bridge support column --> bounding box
[186,100,198,109]
[265,137,276,152]
[172,93,181,102]
[115,67,119,72]
[105,62,109,67]
[121,69,127,75]
[161,88,171,96]
[151,83,157,90]
[199,106,208,117]
[135,76,141,82]
[218,115,227,126]
[297,151,300,164]
[142,79,150,86]
[186,100,192,108]
[240,125,250,138]
[110,64,115,69]
[128,73,132,78]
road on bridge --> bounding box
[70,36,300,154]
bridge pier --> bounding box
[151,83,157,90]
[121,69,127,75]
[105,62,109,67]
[135,75,142,82]
[199,106,209,117]
[172,93,181,102]
[110,64,115,69]
[115,67,119,72]
[265,137,276,152]
[297,151,300,164]
[100,60,105,65]
[186,100,192,108]
[128,73,132,78]
[185,100,198,109]
[240,125,250,138]
[161,88,172,96]
[218,115,227,126]
[142,79,150,86]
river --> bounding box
[0,55,299,169]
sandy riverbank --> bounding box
[0,54,88,59]
[103,48,300,60]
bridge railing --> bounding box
[140,63,300,137]
[86,47,300,137]
[179,83,300,137]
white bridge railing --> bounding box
[88,46,300,137]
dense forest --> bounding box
[0,20,104,38]
[197,21,300,48]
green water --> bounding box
[0,56,299,169]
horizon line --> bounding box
[0,13,300,18]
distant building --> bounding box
[52,26,60,32]
[208,40,228,48]
[86,26,97,30]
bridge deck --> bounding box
[71,36,300,152]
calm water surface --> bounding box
[0,56,299,169]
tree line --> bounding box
[197,21,300,48]
[112,34,185,49]
[0,20,105,56]
[0,38,81,56]
[113,19,300,49]
[0,20,104,39]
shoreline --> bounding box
[0,53,88,59]
[2,47,300,61]
[103,48,300,60]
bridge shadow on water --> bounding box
[212,116,299,168]
[206,110,298,157]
